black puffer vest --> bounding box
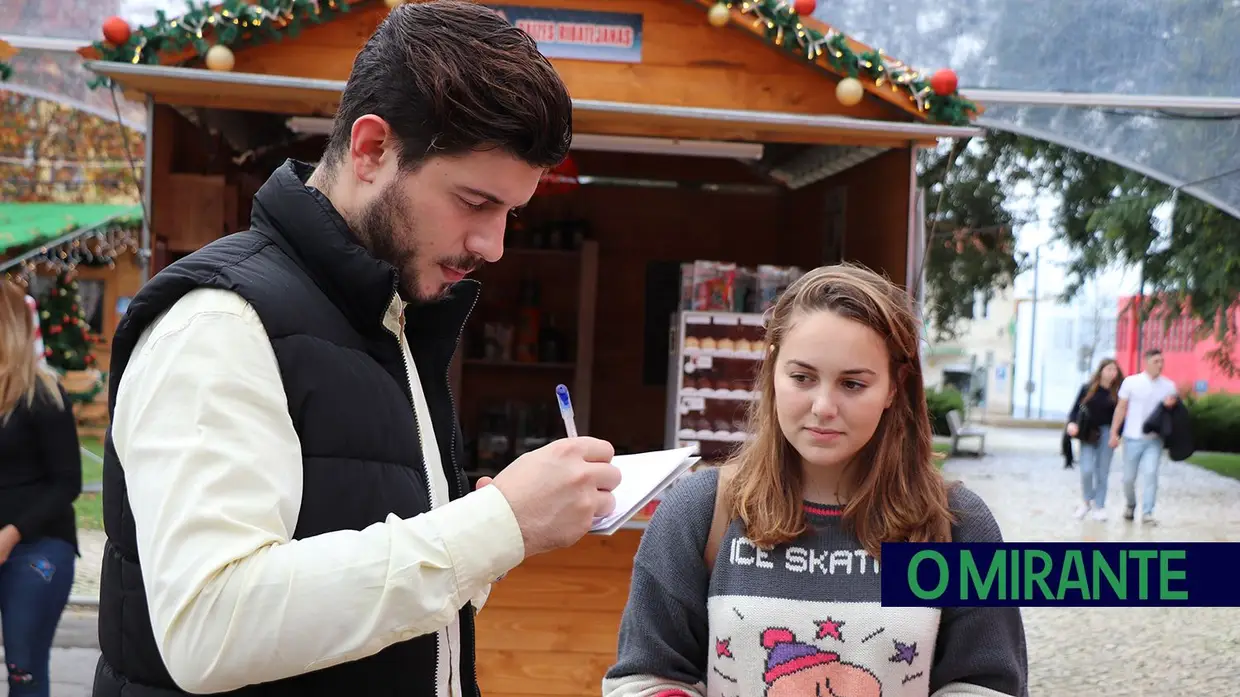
[92,160,481,697]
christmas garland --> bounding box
[0,37,15,82]
[706,0,976,126]
[88,0,360,88]
[84,0,974,124]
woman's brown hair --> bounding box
[1082,358,1123,404]
[722,263,953,560]
[0,279,62,420]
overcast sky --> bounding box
[1006,182,1144,305]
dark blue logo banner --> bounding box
[879,542,1240,607]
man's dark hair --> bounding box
[1145,348,1163,358]
[322,0,572,171]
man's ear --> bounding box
[348,114,394,185]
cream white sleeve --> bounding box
[112,288,526,694]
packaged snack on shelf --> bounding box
[733,266,757,312]
[690,260,738,311]
[755,265,806,311]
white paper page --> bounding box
[590,445,699,534]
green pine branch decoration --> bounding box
[716,0,977,126]
[88,0,357,89]
[0,61,12,82]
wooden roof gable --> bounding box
[78,0,976,125]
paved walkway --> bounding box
[1,612,97,696]
[941,427,1240,696]
[23,427,1240,696]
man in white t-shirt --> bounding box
[1108,349,1179,524]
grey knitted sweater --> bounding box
[602,467,1028,697]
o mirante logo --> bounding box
[880,542,1239,608]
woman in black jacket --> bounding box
[1066,358,1123,521]
[0,280,81,697]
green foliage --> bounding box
[916,133,1030,339]
[1183,392,1240,454]
[1032,142,1240,376]
[919,131,1240,378]
[925,386,965,436]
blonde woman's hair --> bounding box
[722,262,954,560]
[0,279,63,420]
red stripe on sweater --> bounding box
[804,504,842,516]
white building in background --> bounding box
[923,287,1018,418]
[1010,288,1119,421]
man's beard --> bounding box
[352,183,485,304]
[354,184,423,301]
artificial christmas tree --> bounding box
[37,270,100,397]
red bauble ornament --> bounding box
[102,16,132,46]
[536,155,579,196]
[793,0,816,15]
[929,68,958,96]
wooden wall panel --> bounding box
[160,174,234,252]
[475,529,643,696]
[833,147,913,288]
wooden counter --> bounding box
[476,525,646,697]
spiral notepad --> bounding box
[590,445,700,535]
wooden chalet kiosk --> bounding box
[80,1,980,693]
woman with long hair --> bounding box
[603,264,1027,697]
[1065,358,1124,521]
[0,279,81,697]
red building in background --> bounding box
[1116,295,1240,394]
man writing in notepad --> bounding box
[93,4,619,697]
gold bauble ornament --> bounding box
[836,77,864,106]
[707,3,731,27]
[204,44,235,72]
[384,0,404,7]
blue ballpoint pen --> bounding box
[555,383,578,438]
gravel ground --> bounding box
[942,427,1240,696]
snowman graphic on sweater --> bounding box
[760,627,881,697]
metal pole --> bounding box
[963,88,1240,113]
[139,95,155,285]
[1024,247,1040,419]
[1038,362,1046,419]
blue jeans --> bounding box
[1122,437,1163,516]
[1079,441,1115,508]
[0,537,75,697]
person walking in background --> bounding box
[1065,359,1123,521]
[1109,349,1178,524]
[0,280,82,697]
